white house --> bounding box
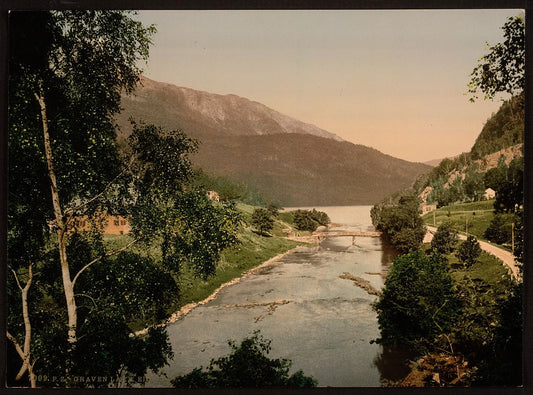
[484,188,496,200]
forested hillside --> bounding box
[378,93,524,209]
[469,93,524,159]
[117,77,430,206]
[417,93,523,208]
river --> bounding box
[146,205,409,387]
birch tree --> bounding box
[7,10,240,387]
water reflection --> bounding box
[380,241,399,266]
[374,346,415,384]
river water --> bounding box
[146,205,408,387]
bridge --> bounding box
[312,230,382,245]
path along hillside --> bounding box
[424,225,520,280]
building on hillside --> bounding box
[483,188,496,200]
[207,190,220,202]
[72,214,131,235]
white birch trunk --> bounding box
[35,90,77,344]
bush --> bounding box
[171,331,317,388]
[292,209,330,232]
[455,236,482,267]
[371,194,425,253]
[373,252,460,353]
[484,214,513,245]
[431,222,459,255]
[251,208,274,236]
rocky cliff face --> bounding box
[117,76,342,141]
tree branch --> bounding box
[9,266,23,291]
[63,158,134,217]
[72,237,139,288]
[6,331,25,360]
[75,293,98,309]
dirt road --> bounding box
[425,226,520,280]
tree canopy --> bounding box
[373,252,460,353]
[8,10,240,387]
[251,208,275,236]
[467,15,525,102]
[171,331,317,388]
[431,222,459,255]
[371,195,425,254]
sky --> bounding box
[135,9,524,163]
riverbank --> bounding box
[134,245,305,336]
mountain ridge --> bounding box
[117,76,343,142]
[117,76,431,206]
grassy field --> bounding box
[421,242,513,294]
[422,200,496,241]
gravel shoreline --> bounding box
[133,246,301,337]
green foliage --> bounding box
[448,256,519,386]
[475,282,522,385]
[493,156,523,213]
[467,16,525,101]
[166,192,242,279]
[484,213,513,244]
[483,158,507,190]
[266,203,280,218]
[371,194,425,254]
[455,236,482,267]
[126,122,242,279]
[373,252,460,353]
[470,95,524,159]
[171,331,317,388]
[9,233,176,388]
[251,208,274,236]
[7,10,238,387]
[292,209,330,232]
[431,222,459,255]
[513,209,524,266]
[462,168,486,202]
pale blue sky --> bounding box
[135,9,524,162]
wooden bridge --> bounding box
[312,230,382,245]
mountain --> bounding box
[116,76,342,142]
[424,159,442,167]
[117,77,431,206]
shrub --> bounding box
[373,252,460,354]
[484,214,512,245]
[431,222,459,255]
[292,209,330,232]
[171,331,317,388]
[251,208,274,236]
[455,236,482,267]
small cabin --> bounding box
[105,216,131,235]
